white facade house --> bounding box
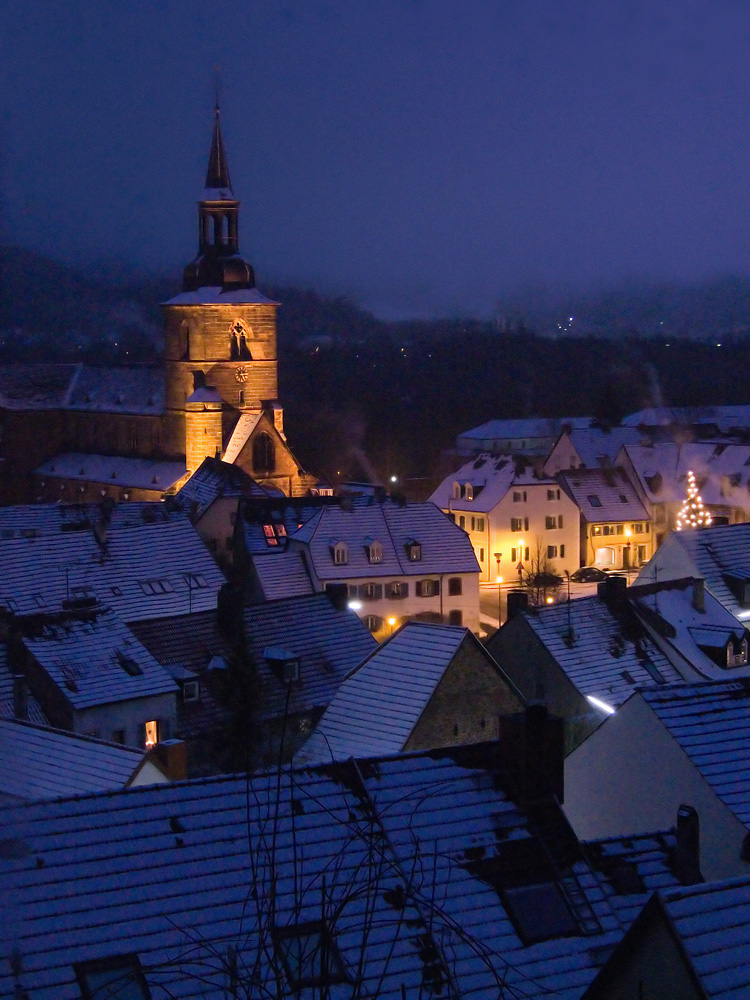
[430,454,580,583]
[564,682,750,882]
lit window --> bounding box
[464,483,474,501]
[144,721,158,748]
[75,954,151,1000]
[405,540,421,561]
[387,581,409,599]
[367,539,383,564]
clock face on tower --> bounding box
[235,365,249,383]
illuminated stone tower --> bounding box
[163,107,310,491]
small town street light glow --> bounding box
[348,600,363,611]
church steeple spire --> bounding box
[204,104,232,196]
[182,105,255,292]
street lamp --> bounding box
[517,539,525,587]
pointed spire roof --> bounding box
[203,104,233,199]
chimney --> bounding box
[12,675,27,721]
[149,739,187,781]
[498,704,565,803]
[506,589,529,620]
[674,804,703,885]
[326,583,349,612]
[597,574,627,606]
[692,578,705,613]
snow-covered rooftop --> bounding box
[36,453,188,492]
[430,453,559,512]
[164,285,279,306]
[559,467,650,524]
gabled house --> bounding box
[0,719,172,803]
[455,415,589,458]
[0,501,226,623]
[565,680,750,881]
[430,453,580,582]
[486,576,680,747]
[297,621,525,764]
[559,466,653,570]
[544,425,645,476]
[629,577,750,681]
[131,592,378,767]
[635,521,750,628]
[582,876,750,1000]
[618,441,750,546]
[176,456,276,568]
[240,495,480,638]
[10,603,178,749]
[0,728,692,1000]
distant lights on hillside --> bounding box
[675,470,712,531]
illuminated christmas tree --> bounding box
[676,470,712,530]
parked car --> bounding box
[570,566,608,583]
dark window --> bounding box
[75,954,151,1000]
[359,582,383,601]
[587,495,602,507]
[387,581,409,599]
[364,615,382,633]
[448,577,462,596]
[448,610,463,626]
[273,921,348,992]
[545,516,557,530]
[252,433,275,474]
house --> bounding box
[0,501,226,623]
[455,415,589,458]
[297,621,525,764]
[176,456,275,568]
[430,454,580,583]
[582,876,750,1000]
[0,719,172,802]
[131,592,378,767]
[0,725,696,1000]
[635,521,750,626]
[543,425,645,476]
[241,495,480,639]
[10,603,178,748]
[486,576,680,748]
[618,441,750,546]
[564,680,750,881]
[629,577,750,681]
[559,466,653,570]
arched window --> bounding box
[253,433,275,474]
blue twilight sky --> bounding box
[2,0,750,317]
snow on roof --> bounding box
[430,453,558,512]
[23,606,177,710]
[250,549,316,600]
[0,364,80,409]
[559,467,650,523]
[221,411,262,463]
[621,442,750,508]
[623,404,750,432]
[563,426,645,468]
[66,366,164,414]
[0,745,637,1000]
[642,680,750,828]
[637,523,750,621]
[164,285,279,306]
[516,595,679,710]
[298,623,479,764]
[295,499,479,580]
[459,416,589,442]
[654,876,750,997]
[177,457,270,513]
[35,453,188,492]
[630,579,750,681]
[0,515,225,622]
[0,720,151,801]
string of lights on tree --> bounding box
[676,470,712,530]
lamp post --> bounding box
[494,552,502,626]
[624,527,632,584]
[517,539,525,587]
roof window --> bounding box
[186,573,208,590]
[75,953,151,1000]
[273,921,348,992]
[587,494,602,507]
[139,579,174,596]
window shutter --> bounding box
[374,584,383,599]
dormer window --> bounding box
[365,538,382,564]
[264,646,301,683]
[464,483,474,501]
[452,481,461,499]
[727,638,749,668]
[405,539,421,562]
[331,541,348,565]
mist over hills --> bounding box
[4,245,750,491]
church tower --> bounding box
[163,107,295,483]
